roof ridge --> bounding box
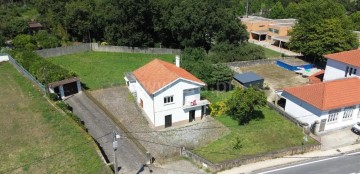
[157,59,181,79]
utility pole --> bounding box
[246,0,249,18]
[112,131,120,174]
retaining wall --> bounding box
[36,43,91,58]
[91,43,181,54]
[182,143,321,172]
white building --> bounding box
[281,49,360,133]
[125,58,210,129]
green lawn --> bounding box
[196,91,316,163]
[49,51,174,90]
[0,63,109,173]
[264,47,282,58]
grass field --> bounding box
[264,47,282,58]
[49,51,174,90]
[0,63,109,173]
[196,90,316,163]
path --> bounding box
[249,39,302,57]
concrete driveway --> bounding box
[65,92,146,173]
[320,127,360,150]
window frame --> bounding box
[164,96,174,104]
[327,109,340,123]
[343,106,355,120]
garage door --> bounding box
[63,82,79,97]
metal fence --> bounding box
[7,54,46,92]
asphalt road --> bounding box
[258,151,360,174]
[65,93,146,173]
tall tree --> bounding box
[267,1,286,19]
[350,11,360,31]
[101,0,155,47]
[288,0,358,60]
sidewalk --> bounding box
[219,127,360,174]
[249,39,302,57]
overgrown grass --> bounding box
[50,51,174,90]
[196,90,316,163]
[0,63,109,173]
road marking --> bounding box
[257,155,345,174]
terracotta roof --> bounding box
[308,70,324,84]
[324,49,360,67]
[284,78,360,110]
[48,77,79,88]
[133,59,205,94]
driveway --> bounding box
[320,127,360,150]
[65,93,146,173]
[90,86,229,161]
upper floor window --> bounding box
[343,106,355,120]
[328,109,340,123]
[345,66,357,77]
[164,96,174,104]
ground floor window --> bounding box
[343,106,355,120]
[328,109,340,123]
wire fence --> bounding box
[7,54,46,92]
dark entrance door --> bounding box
[165,115,172,128]
[189,110,195,122]
[63,82,79,97]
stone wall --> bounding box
[91,43,181,54]
[36,43,91,58]
[182,142,321,172]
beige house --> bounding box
[240,16,296,48]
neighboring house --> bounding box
[279,49,360,133]
[323,50,360,82]
[125,57,210,129]
[240,16,296,48]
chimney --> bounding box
[175,55,180,67]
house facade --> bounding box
[280,49,360,133]
[125,58,210,129]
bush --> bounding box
[209,101,228,117]
[49,93,60,101]
[56,101,72,112]
[34,30,60,49]
[13,34,36,50]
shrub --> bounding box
[209,101,228,117]
[49,93,60,101]
[56,101,72,112]
[34,30,60,49]
[13,34,36,50]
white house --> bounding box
[125,57,210,129]
[323,50,360,81]
[280,49,360,133]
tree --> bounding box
[285,2,299,18]
[288,0,358,61]
[64,0,96,42]
[34,30,60,49]
[227,87,266,125]
[267,1,286,19]
[101,0,155,47]
[13,34,36,50]
[350,11,360,31]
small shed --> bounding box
[48,77,81,99]
[233,72,264,88]
[124,72,136,93]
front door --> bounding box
[189,110,195,122]
[165,115,172,128]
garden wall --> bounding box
[35,43,181,58]
[182,142,321,172]
[91,43,181,55]
[36,43,91,58]
[224,57,296,68]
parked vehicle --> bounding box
[351,123,360,135]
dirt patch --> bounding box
[232,64,309,101]
[90,86,229,162]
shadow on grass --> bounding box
[232,109,265,125]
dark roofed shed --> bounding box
[233,72,264,88]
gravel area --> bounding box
[90,86,229,161]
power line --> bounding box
[0,132,111,174]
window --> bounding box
[274,29,279,34]
[259,25,265,27]
[350,68,353,76]
[328,109,340,123]
[267,35,272,40]
[353,68,357,75]
[343,106,355,120]
[345,66,349,77]
[268,28,272,32]
[164,96,174,104]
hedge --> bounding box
[9,50,76,83]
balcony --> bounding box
[182,99,210,109]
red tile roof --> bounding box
[284,78,360,110]
[133,59,205,94]
[324,49,360,67]
[308,70,324,84]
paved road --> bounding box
[257,151,360,174]
[65,93,146,173]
